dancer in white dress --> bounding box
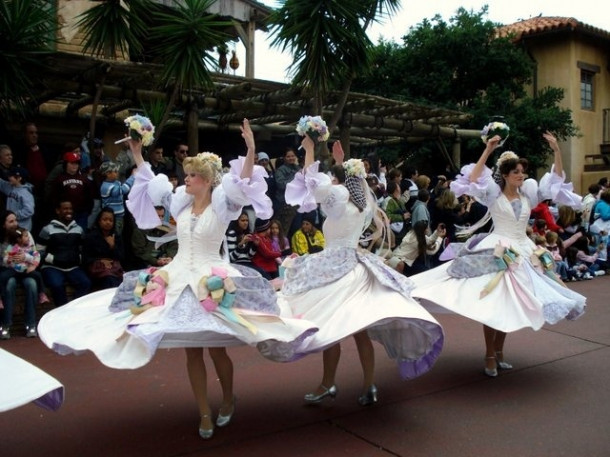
[276,136,444,405]
[411,132,585,376]
[38,120,317,439]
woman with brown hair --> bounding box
[412,132,585,377]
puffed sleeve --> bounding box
[320,185,349,219]
[535,165,582,210]
[285,161,332,213]
[126,163,174,229]
[212,156,273,225]
[450,163,501,208]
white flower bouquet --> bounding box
[295,115,330,143]
[481,121,510,146]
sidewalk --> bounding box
[1,278,609,457]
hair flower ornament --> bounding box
[115,114,155,146]
[296,115,330,143]
[343,158,367,179]
[495,151,520,168]
[481,121,510,147]
[196,152,223,172]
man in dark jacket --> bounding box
[38,200,91,306]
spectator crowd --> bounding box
[1,122,608,340]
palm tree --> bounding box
[149,0,230,151]
[0,0,56,121]
[75,0,228,152]
[268,0,400,159]
[76,0,153,143]
[77,0,150,59]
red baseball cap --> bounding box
[63,151,81,163]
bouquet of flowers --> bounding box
[115,114,155,146]
[481,121,510,146]
[343,158,366,178]
[295,115,330,143]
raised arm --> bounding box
[301,134,316,170]
[543,131,563,177]
[240,119,255,179]
[332,141,344,166]
[126,138,145,168]
[470,135,501,183]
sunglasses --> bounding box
[178,149,188,154]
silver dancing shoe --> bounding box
[198,415,214,439]
[358,385,378,406]
[216,397,236,427]
[304,385,338,404]
[495,352,513,370]
[484,356,498,377]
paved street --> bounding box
[1,278,608,457]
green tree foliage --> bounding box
[353,6,578,172]
[267,0,400,161]
[268,1,375,111]
[150,0,229,92]
[77,0,152,59]
[0,0,56,120]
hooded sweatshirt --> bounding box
[0,180,35,230]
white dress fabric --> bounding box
[411,163,586,332]
[38,159,317,369]
[0,348,64,412]
[275,163,445,380]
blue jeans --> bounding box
[42,267,91,306]
[0,268,37,328]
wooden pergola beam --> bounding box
[66,96,94,116]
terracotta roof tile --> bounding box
[497,16,610,41]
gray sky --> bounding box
[223,0,610,83]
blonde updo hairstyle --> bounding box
[182,152,223,188]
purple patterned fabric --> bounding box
[357,250,415,297]
[110,264,279,315]
[282,248,359,295]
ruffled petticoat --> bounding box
[39,264,317,369]
[274,247,445,380]
[411,233,586,332]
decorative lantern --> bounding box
[217,45,228,73]
[229,50,240,72]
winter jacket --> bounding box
[38,219,84,270]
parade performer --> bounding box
[273,127,444,406]
[38,119,317,439]
[411,131,585,377]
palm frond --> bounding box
[150,0,231,91]
[0,0,56,119]
[76,0,152,59]
[268,0,372,96]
